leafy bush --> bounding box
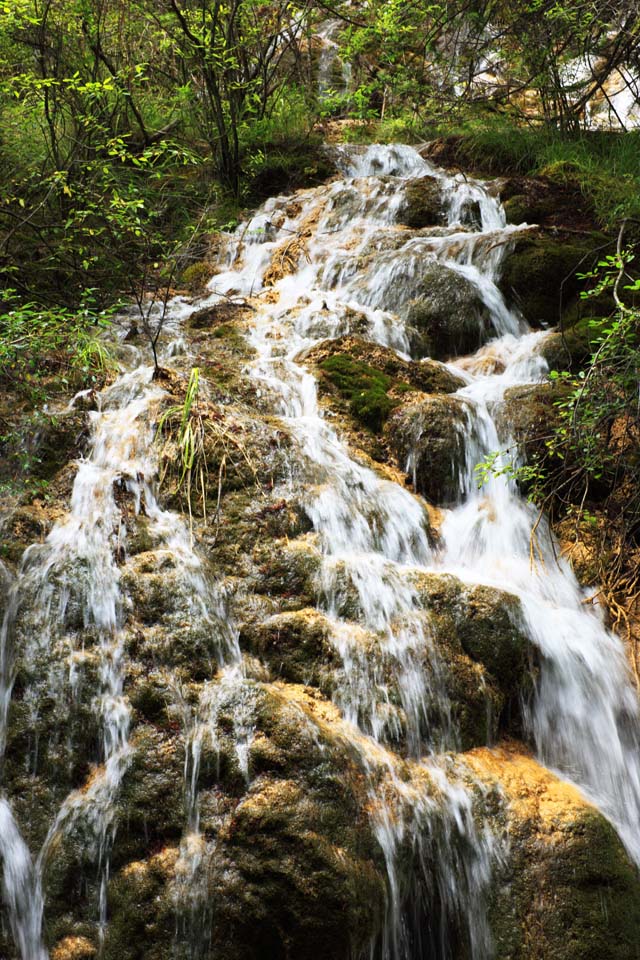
[0,290,112,404]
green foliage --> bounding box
[0,289,112,403]
[439,122,640,227]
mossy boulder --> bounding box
[181,260,213,294]
[496,382,568,465]
[465,747,640,960]
[113,724,186,868]
[538,316,613,372]
[398,175,445,228]
[499,175,597,231]
[305,334,464,433]
[386,395,471,505]
[318,353,397,431]
[413,573,532,748]
[102,848,178,960]
[239,608,338,689]
[499,233,602,327]
[209,488,312,574]
[187,299,250,330]
[30,411,90,482]
[98,682,387,960]
[120,549,227,679]
[210,774,383,960]
[405,263,492,359]
[252,536,322,610]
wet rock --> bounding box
[103,848,178,960]
[466,747,640,960]
[186,312,257,403]
[114,725,185,868]
[30,411,90,482]
[99,683,386,960]
[537,316,610,372]
[252,535,322,611]
[413,573,532,747]
[187,300,250,330]
[405,263,492,359]
[496,382,567,464]
[121,550,227,679]
[386,395,472,505]
[499,232,601,327]
[239,608,337,689]
[398,175,445,228]
[210,488,312,573]
[206,685,386,959]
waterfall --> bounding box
[207,140,640,945]
[2,140,639,958]
[0,318,237,957]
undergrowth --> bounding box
[0,290,113,405]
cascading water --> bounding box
[3,138,640,959]
[0,313,237,958]
[204,140,640,949]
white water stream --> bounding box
[1,141,640,958]
[205,141,640,948]
[0,319,238,958]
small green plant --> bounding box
[156,365,265,540]
[157,367,207,535]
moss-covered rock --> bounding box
[465,747,640,960]
[306,335,465,397]
[405,263,492,359]
[499,232,602,327]
[300,336,465,456]
[120,549,227,679]
[209,488,312,574]
[102,848,178,960]
[386,395,471,504]
[538,316,612,372]
[252,535,322,610]
[187,300,250,330]
[113,724,185,868]
[318,353,397,431]
[398,175,445,228]
[499,175,597,231]
[413,573,532,748]
[181,260,214,294]
[496,382,567,463]
[239,608,337,689]
[97,682,387,960]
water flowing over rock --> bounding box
[2,142,640,960]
